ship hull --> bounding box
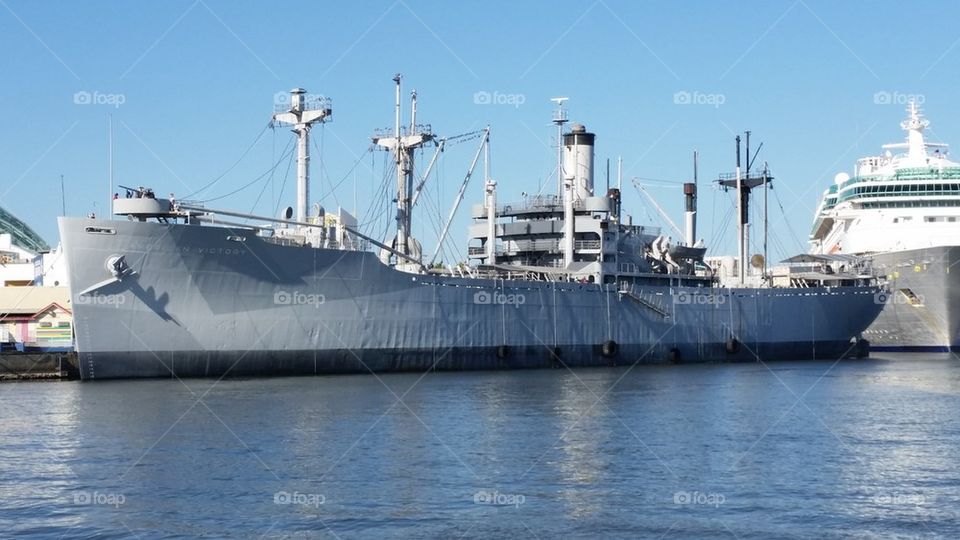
[864,246,960,351]
[60,218,884,380]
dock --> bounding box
[0,352,79,381]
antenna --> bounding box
[60,174,66,216]
[606,158,610,192]
[745,130,750,177]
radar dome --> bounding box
[834,172,850,185]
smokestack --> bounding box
[563,124,595,201]
[683,182,696,247]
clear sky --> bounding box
[2,0,958,262]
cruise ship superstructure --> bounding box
[811,102,960,350]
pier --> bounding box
[0,352,79,381]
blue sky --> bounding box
[2,0,958,261]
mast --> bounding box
[272,88,332,223]
[905,100,929,161]
[108,115,113,215]
[484,131,496,266]
[716,132,773,285]
[763,162,769,280]
[551,97,569,196]
[563,174,575,268]
[396,76,407,256]
[736,135,744,284]
[606,158,610,193]
[373,73,434,263]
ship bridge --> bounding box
[0,205,49,254]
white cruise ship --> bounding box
[810,102,960,350]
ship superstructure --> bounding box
[810,102,960,350]
[58,77,884,379]
[465,102,705,288]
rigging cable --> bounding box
[199,138,295,204]
[182,122,272,200]
[271,141,297,217]
[772,187,807,254]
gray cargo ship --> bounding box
[60,77,883,379]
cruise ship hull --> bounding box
[865,246,960,351]
[60,217,884,380]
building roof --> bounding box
[0,287,70,316]
[0,206,49,254]
[0,301,71,321]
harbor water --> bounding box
[2,353,959,538]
